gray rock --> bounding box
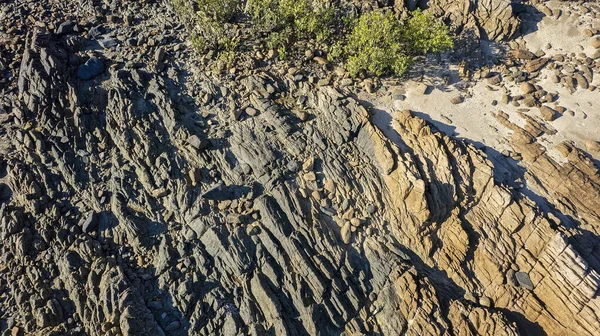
[57,20,76,35]
[188,135,208,150]
[77,57,104,80]
[79,211,98,233]
[515,272,534,290]
[99,37,119,49]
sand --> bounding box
[365,1,600,166]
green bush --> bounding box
[248,0,335,56]
[173,0,454,78]
[195,0,240,22]
[336,9,453,77]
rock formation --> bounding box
[1,0,600,336]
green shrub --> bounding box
[337,9,453,77]
[195,0,240,22]
[173,0,241,52]
[248,0,335,56]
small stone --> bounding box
[525,57,549,73]
[187,135,208,150]
[574,73,589,89]
[245,107,258,116]
[317,78,331,86]
[79,211,98,233]
[539,105,559,121]
[365,204,376,214]
[523,95,536,107]
[520,82,536,94]
[509,49,535,60]
[464,292,476,303]
[586,140,600,153]
[350,218,362,227]
[393,94,406,101]
[303,172,316,181]
[487,74,502,85]
[515,271,534,290]
[339,78,353,87]
[341,222,352,244]
[313,56,328,65]
[165,321,181,331]
[479,296,492,307]
[592,36,600,49]
[450,95,464,104]
[302,157,315,171]
[155,47,166,63]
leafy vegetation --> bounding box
[173,0,454,77]
[247,0,335,58]
[333,9,453,77]
[195,0,240,22]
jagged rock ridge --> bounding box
[1,1,600,336]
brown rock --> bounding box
[509,49,535,60]
[487,74,502,85]
[450,95,464,104]
[539,105,559,121]
[574,73,589,89]
[592,36,600,49]
[525,57,549,73]
[521,82,536,94]
[341,221,352,244]
[586,140,600,153]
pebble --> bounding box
[341,222,352,244]
[520,82,536,94]
[479,296,492,307]
[539,105,559,121]
[593,36,600,49]
[586,140,600,153]
[450,95,464,104]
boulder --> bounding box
[77,57,104,80]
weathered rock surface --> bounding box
[425,0,521,41]
[0,1,599,336]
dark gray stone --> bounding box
[77,57,104,80]
[515,271,534,290]
[79,211,98,233]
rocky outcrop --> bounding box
[422,0,521,41]
[1,1,599,336]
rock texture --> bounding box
[0,1,599,336]
[423,0,521,41]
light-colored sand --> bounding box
[366,1,600,165]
